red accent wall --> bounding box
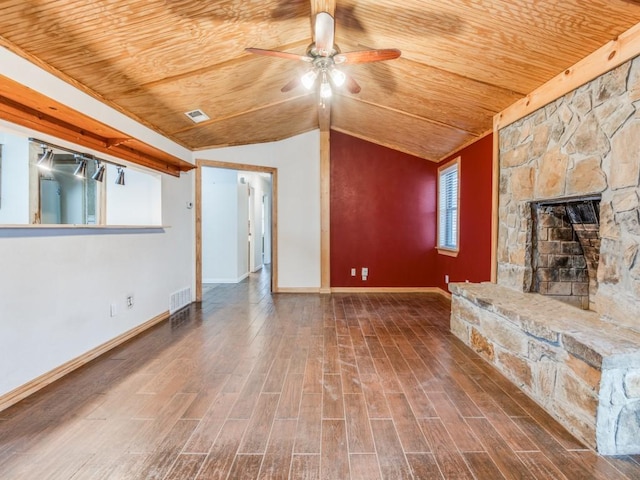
[330,131,494,290]
[330,131,439,287]
[435,134,494,290]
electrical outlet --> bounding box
[362,267,368,276]
[126,295,134,308]
[351,268,356,276]
[110,303,118,317]
[445,275,449,284]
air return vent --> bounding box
[170,287,191,314]
[184,109,210,123]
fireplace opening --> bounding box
[530,195,601,310]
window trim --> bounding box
[437,156,460,257]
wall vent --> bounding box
[184,109,210,123]
[170,286,191,314]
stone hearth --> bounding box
[451,54,640,455]
[450,283,640,455]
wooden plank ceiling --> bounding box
[1,0,640,162]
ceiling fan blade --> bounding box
[245,48,311,62]
[345,74,361,94]
[334,48,401,65]
[281,77,301,92]
[314,12,335,56]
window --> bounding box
[0,127,162,226]
[438,157,460,255]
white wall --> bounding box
[0,132,29,224]
[195,130,321,289]
[0,171,193,396]
[237,179,249,279]
[201,168,244,283]
[0,46,195,398]
[106,165,162,226]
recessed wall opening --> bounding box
[530,195,601,310]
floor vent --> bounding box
[170,287,191,314]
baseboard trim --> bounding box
[275,287,320,293]
[331,287,450,297]
[274,287,452,297]
[0,310,170,413]
[203,272,249,284]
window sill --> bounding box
[437,247,459,258]
[0,224,167,230]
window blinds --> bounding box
[438,163,458,249]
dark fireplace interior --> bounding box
[530,196,601,310]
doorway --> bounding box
[195,160,277,301]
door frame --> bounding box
[195,159,278,301]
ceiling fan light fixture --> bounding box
[329,68,346,87]
[320,81,332,99]
[301,70,318,90]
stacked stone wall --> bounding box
[497,56,640,332]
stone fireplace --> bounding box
[530,196,601,310]
[450,55,640,455]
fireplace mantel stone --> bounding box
[450,282,640,455]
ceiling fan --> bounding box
[246,11,401,99]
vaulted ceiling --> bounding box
[1,1,640,162]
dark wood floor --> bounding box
[1,269,640,479]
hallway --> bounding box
[1,270,639,479]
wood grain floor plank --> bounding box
[258,418,297,479]
[303,335,324,395]
[163,454,207,480]
[294,394,322,454]
[602,455,640,479]
[290,454,320,480]
[238,393,280,454]
[128,392,196,454]
[321,419,350,479]
[263,357,290,393]
[276,373,303,419]
[419,418,475,480]
[134,418,199,480]
[463,451,508,480]
[406,453,444,480]
[183,392,238,453]
[372,356,402,393]
[349,453,382,480]
[322,373,344,419]
[195,418,247,479]
[229,373,267,419]
[370,419,413,479]
[360,374,391,419]
[427,391,483,452]
[344,394,375,453]
[386,392,430,453]
[397,373,438,419]
[516,451,569,480]
[338,339,362,395]
[465,417,536,480]
[180,374,230,419]
[447,368,537,451]
[227,454,264,479]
